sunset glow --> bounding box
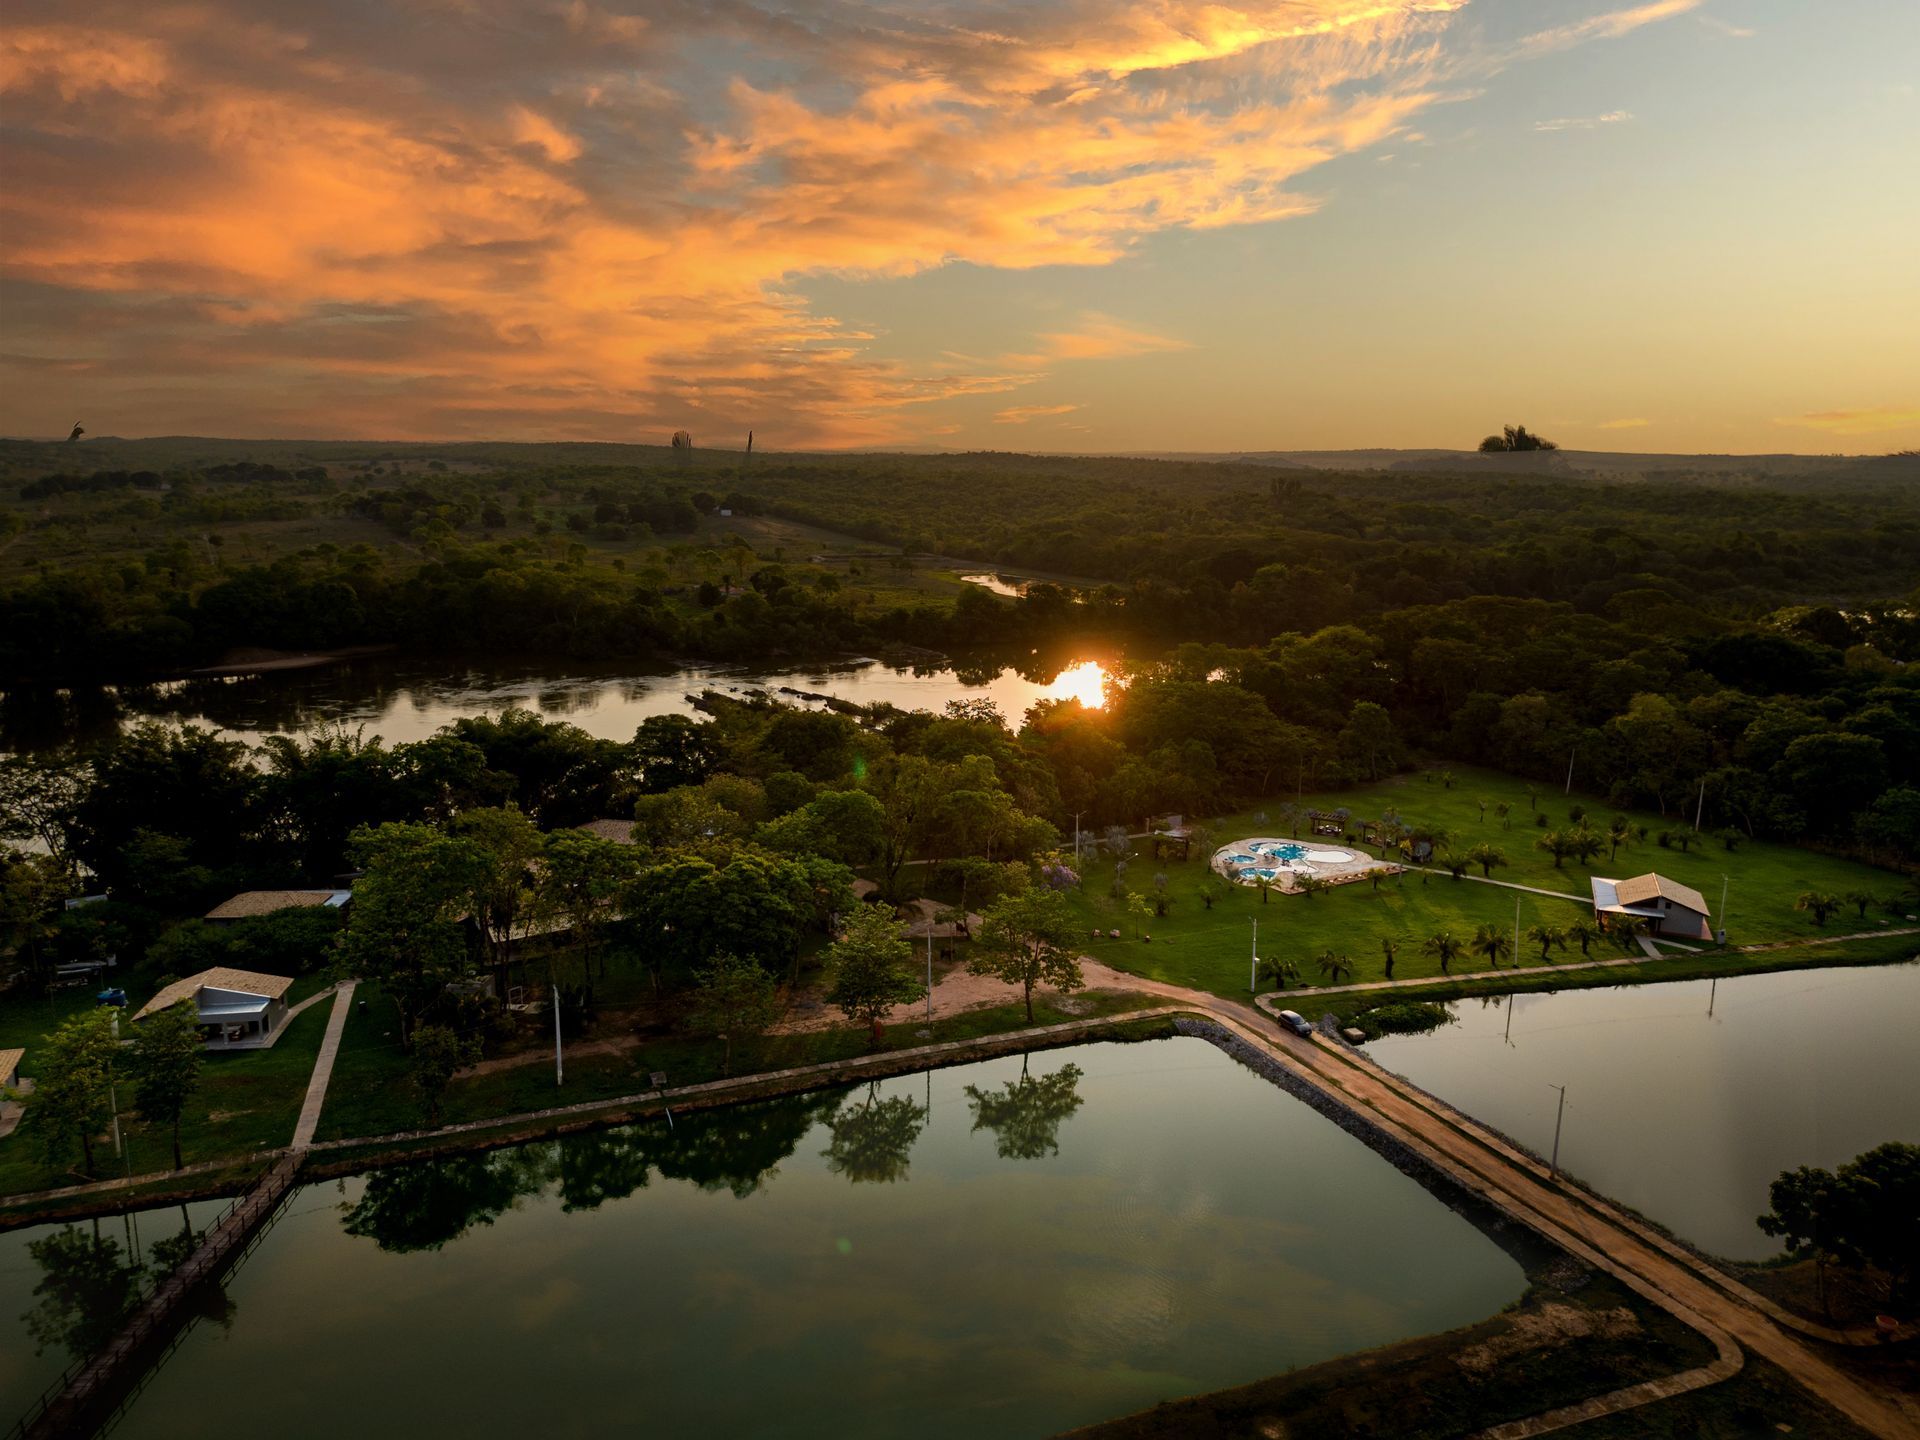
[1,1,1914,451]
[1047,661,1112,710]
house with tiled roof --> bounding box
[1590,872,1714,942]
[133,967,297,1048]
[205,889,351,922]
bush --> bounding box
[1352,1001,1453,1040]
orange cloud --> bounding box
[0,1,1677,444]
[996,404,1082,424]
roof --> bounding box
[849,878,880,900]
[1613,873,1710,915]
[0,1048,22,1083]
[576,819,638,844]
[205,889,350,920]
[133,968,296,1022]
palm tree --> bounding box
[1437,850,1470,880]
[1535,830,1572,868]
[1843,889,1876,920]
[1567,828,1603,868]
[1295,873,1331,899]
[1465,843,1507,879]
[1381,936,1397,979]
[1422,931,1462,975]
[1495,800,1512,829]
[1256,956,1299,992]
[1524,924,1565,962]
[1606,817,1631,861]
[1253,874,1274,906]
[1795,891,1841,927]
[1564,918,1603,957]
[1471,923,1513,969]
[1316,950,1354,984]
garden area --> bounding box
[1063,766,1910,1000]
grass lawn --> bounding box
[315,978,1165,1143]
[1061,765,1910,999]
[0,992,335,1197]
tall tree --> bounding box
[969,889,1084,1023]
[964,1059,1085,1159]
[339,823,487,1047]
[824,905,923,1047]
[25,1010,120,1176]
[129,1001,204,1169]
[689,953,782,1074]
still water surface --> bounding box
[1,655,1115,754]
[43,1039,1525,1439]
[1368,961,1920,1262]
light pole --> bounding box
[1249,916,1259,994]
[553,978,564,1087]
[1548,1084,1567,1178]
[1072,812,1084,867]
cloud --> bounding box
[1008,314,1192,367]
[1534,110,1633,132]
[0,0,1699,443]
[1696,15,1756,39]
[995,404,1081,424]
[1515,0,1705,57]
[1776,406,1920,437]
[1598,417,1653,429]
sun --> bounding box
[1047,659,1109,709]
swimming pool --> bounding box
[1249,841,1308,861]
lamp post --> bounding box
[1249,916,1259,993]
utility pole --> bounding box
[1513,895,1521,969]
[1072,812,1083,867]
[926,929,934,1024]
[107,1011,124,1162]
[1548,1084,1567,1178]
[1249,916,1259,993]
[1718,874,1730,944]
[553,982,564,1087]
[1564,748,1576,796]
[1694,779,1706,833]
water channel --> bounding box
[6,1038,1528,1438]
[1367,960,1920,1262]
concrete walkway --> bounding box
[1404,866,1588,901]
[291,980,357,1150]
[1263,951,1646,999]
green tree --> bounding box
[1794,891,1841,927]
[1436,850,1470,880]
[451,805,545,993]
[1471,923,1513,969]
[536,828,636,982]
[0,850,68,989]
[1315,950,1354,984]
[1535,830,1573,868]
[1524,924,1565,964]
[1294,872,1333,899]
[689,953,782,1075]
[1564,918,1604,957]
[824,904,923,1047]
[129,1000,204,1169]
[409,1024,481,1126]
[1422,931,1462,975]
[1478,424,1558,452]
[22,1226,147,1359]
[339,823,487,1047]
[24,1010,119,1176]
[1465,843,1507,879]
[1842,890,1877,920]
[970,889,1085,1023]
[1256,955,1299,991]
[1758,1142,1920,1308]
[1380,936,1397,978]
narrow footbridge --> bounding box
[11,1152,305,1440]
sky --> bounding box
[1,0,1915,453]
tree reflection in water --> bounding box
[821,1083,929,1184]
[964,1058,1085,1161]
[341,1090,843,1249]
[21,1207,229,1362]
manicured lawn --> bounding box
[315,977,1164,1142]
[1062,765,1909,1000]
[0,993,335,1197]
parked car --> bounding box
[1276,1009,1312,1037]
[96,988,128,1008]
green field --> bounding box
[1064,766,1908,998]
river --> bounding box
[0,654,1117,755]
[1367,960,1920,1262]
[7,1038,1528,1438]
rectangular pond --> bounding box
[1367,959,1920,1262]
[27,1037,1530,1439]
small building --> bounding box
[0,1048,24,1090]
[1591,873,1713,942]
[204,889,351,923]
[132,967,297,1048]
